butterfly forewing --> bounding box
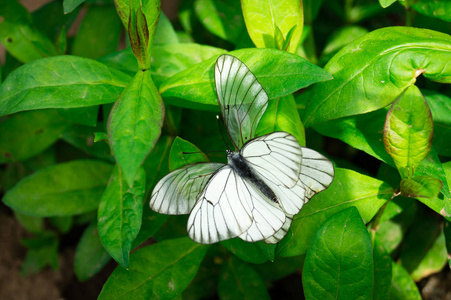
[241,132,302,188]
[215,54,269,149]
[150,163,224,215]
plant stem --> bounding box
[370,191,400,233]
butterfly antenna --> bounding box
[217,115,231,151]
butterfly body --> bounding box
[227,150,279,204]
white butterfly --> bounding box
[150,54,334,244]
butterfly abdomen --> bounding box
[227,151,279,204]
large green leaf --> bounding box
[74,220,112,282]
[0,110,69,163]
[70,6,122,59]
[302,207,374,300]
[302,27,451,127]
[384,85,433,178]
[218,257,270,300]
[257,94,305,146]
[444,220,451,268]
[412,0,451,22]
[98,237,209,299]
[242,0,303,53]
[151,43,227,87]
[278,168,394,257]
[389,262,422,300]
[0,56,131,116]
[160,48,331,110]
[3,160,113,217]
[98,165,146,268]
[108,70,164,186]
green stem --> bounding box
[405,0,414,27]
[370,190,400,232]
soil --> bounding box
[0,205,115,300]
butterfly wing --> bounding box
[187,165,256,244]
[241,132,302,189]
[237,180,286,243]
[263,214,293,244]
[150,163,224,215]
[241,132,334,215]
[215,54,269,150]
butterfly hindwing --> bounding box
[215,54,269,149]
[150,163,224,215]
[187,165,255,244]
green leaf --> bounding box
[70,6,122,60]
[302,207,374,300]
[372,237,392,300]
[128,6,151,70]
[99,48,139,76]
[50,216,73,233]
[221,239,275,264]
[313,107,393,165]
[169,137,208,171]
[98,165,146,268]
[412,0,451,22]
[15,212,44,234]
[21,232,59,276]
[278,168,394,257]
[302,27,451,127]
[423,89,451,157]
[98,237,209,300]
[63,0,86,13]
[218,257,271,300]
[151,43,227,88]
[400,176,443,199]
[193,0,247,45]
[61,124,114,162]
[0,4,58,63]
[108,70,164,187]
[384,85,433,178]
[410,230,448,281]
[160,48,332,110]
[3,160,113,217]
[389,262,422,300]
[320,26,368,65]
[378,0,397,8]
[58,106,99,127]
[377,200,417,253]
[0,56,131,116]
[0,110,69,163]
[257,94,305,146]
[399,209,443,278]
[153,12,178,45]
[415,149,451,218]
[74,220,111,281]
[253,255,305,281]
[242,0,303,53]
